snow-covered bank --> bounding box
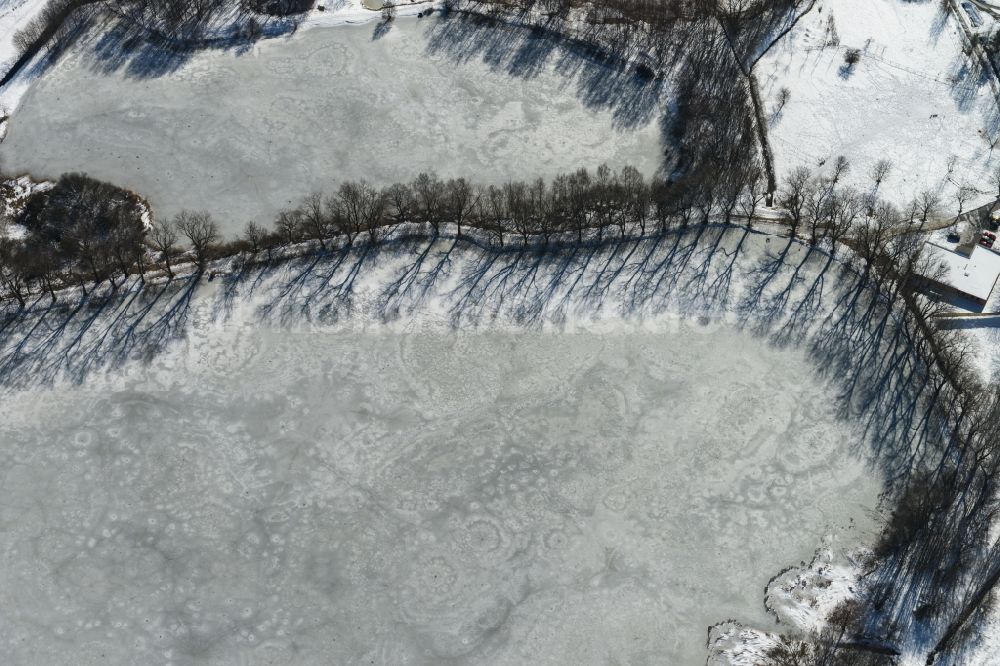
[296,0,436,29]
[707,544,875,665]
[0,172,48,211]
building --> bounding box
[918,241,1000,306]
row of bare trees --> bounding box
[235,163,773,255]
[0,161,967,309]
[775,158,951,250]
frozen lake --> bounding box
[0,17,666,236]
[0,311,880,664]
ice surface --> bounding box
[0,308,879,663]
[0,17,665,236]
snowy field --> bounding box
[0,0,48,121]
[0,0,46,77]
[758,0,1000,210]
[0,16,665,236]
[0,228,888,665]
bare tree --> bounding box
[412,172,446,234]
[854,201,900,284]
[591,163,614,238]
[618,165,647,235]
[988,165,1000,221]
[485,184,508,247]
[826,188,861,255]
[869,158,893,195]
[775,86,790,114]
[779,166,812,238]
[843,47,861,68]
[0,236,29,308]
[334,181,383,244]
[738,164,766,228]
[505,180,532,245]
[147,218,179,279]
[567,168,592,241]
[109,207,145,284]
[917,190,941,224]
[446,177,476,237]
[824,13,839,47]
[28,244,61,301]
[384,182,415,225]
[831,155,850,184]
[174,210,220,271]
[65,215,111,288]
[243,221,266,256]
[363,188,387,244]
[956,184,977,219]
[275,209,301,245]
[299,191,331,249]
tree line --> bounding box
[0,157,964,310]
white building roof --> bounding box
[923,242,1000,302]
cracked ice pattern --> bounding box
[0,323,879,664]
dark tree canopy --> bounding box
[19,173,143,247]
[16,173,146,285]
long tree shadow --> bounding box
[422,12,669,132]
[0,276,198,387]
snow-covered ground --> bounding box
[0,0,48,116]
[0,227,888,665]
[759,0,1000,212]
[0,0,46,73]
[707,542,873,665]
